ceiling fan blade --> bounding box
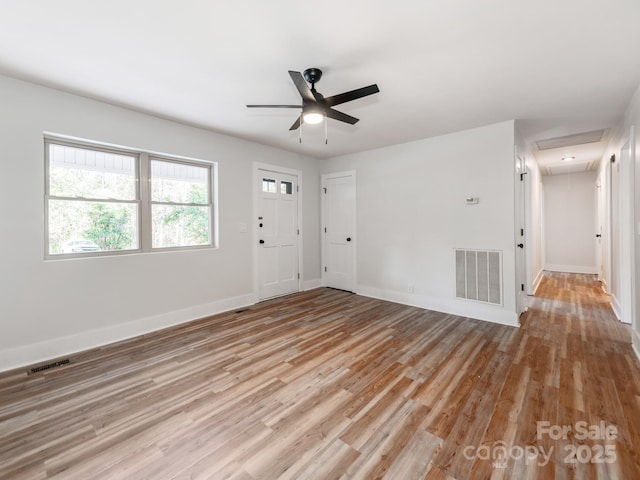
[289,116,302,131]
[289,71,316,102]
[325,108,359,125]
[324,84,380,107]
[247,105,301,108]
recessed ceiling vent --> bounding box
[544,161,595,176]
[535,129,607,151]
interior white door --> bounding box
[257,171,299,300]
[322,172,356,292]
[596,176,605,284]
[515,155,527,315]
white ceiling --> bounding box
[1,1,639,166]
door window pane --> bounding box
[280,181,293,195]
[262,178,276,193]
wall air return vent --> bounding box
[535,129,607,151]
[455,249,502,305]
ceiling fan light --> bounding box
[303,112,324,125]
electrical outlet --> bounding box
[408,283,414,294]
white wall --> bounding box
[323,121,519,326]
[0,74,321,371]
[542,172,597,274]
[598,82,639,333]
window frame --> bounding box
[148,156,214,251]
[44,135,217,259]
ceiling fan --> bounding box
[247,68,380,131]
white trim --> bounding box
[543,264,598,274]
[356,284,520,328]
[618,133,636,326]
[303,279,322,291]
[532,269,544,295]
[605,159,613,292]
[599,277,608,294]
[0,293,254,373]
[253,162,304,303]
[523,163,535,296]
[632,329,640,363]
[611,294,623,321]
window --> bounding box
[46,143,139,255]
[45,137,216,257]
[150,159,211,248]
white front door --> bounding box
[257,170,299,300]
[322,171,356,292]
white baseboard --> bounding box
[544,264,598,274]
[610,294,623,322]
[0,293,254,373]
[633,329,640,363]
[599,277,609,294]
[356,285,519,328]
[303,278,322,291]
[531,269,544,295]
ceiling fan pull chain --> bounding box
[299,113,303,143]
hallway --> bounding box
[490,271,640,478]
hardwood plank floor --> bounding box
[1,272,639,479]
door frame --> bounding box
[596,163,612,291]
[618,130,636,325]
[253,162,303,302]
[321,170,357,291]
[604,159,613,292]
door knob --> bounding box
[259,239,265,244]
[517,243,524,248]
[596,234,602,238]
[346,237,352,242]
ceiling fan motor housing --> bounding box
[303,68,323,85]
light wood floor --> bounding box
[1,273,639,479]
